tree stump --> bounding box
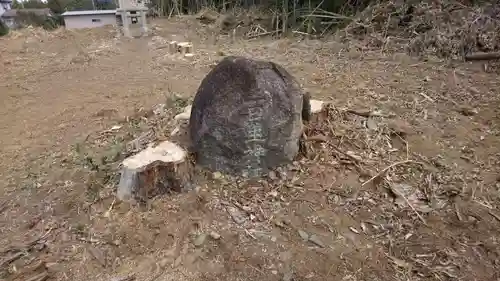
[168,41,178,54]
[117,141,190,204]
[177,42,194,55]
[307,99,327,123]
[300,99,329,157]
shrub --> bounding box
[0,20,8,36]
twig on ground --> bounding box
[389,181,428,225]
[104,198,116,218]
[300,13,352,20]
[418,92,435,102]
[380,14,392,53]
[465,52,500,61]
[78,236,106,244]
[0,252,24,268]
[345,109,388,118]
[244,229,257,240]
[0,200,8,214]
[248,263,265,275]
[25,271,49,281]
[454,203,463,221]
[361,160,425,187]
[488,210,500,222]
[246,30,278,39]
[292,30,312,36]
[110,273,136,281]
[1,227,54,254]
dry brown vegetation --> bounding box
[1,2,500,281]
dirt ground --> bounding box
[1,16,500,281]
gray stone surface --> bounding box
[189,56,309,178]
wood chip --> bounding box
[457,106,478,116]
[349,227,360,234]
[366,118,378,130]
[298,230,309,241]
[391,257,411,268]
[193,233,207,247]
[308,234,325,248]
[209,231,221,240]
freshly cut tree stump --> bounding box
[117,141,190,204]
[300,99,330,157]
[168,41,178,54]
[310,99,325,114]
[177,42,194,55]
[307,99,328,123]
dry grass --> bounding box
[0,10,500,281]
[337,0,500,60]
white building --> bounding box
[62,10,118,29]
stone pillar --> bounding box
[121,11,131,38]
[140,10,148,36]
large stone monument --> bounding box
[189,56,310,178]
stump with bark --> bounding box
[117,141,191,204]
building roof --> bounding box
[2,8,52,18]
[61,10,117,16]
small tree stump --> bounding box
[177,42,193,55]
[307,99,327,123]
[117,141,190,204]
[310,100,325,114]
[300,99,329,157]
[168,41,178,54]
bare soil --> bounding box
[1,17,499,281]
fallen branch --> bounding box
[292,30,313,36]
[0,200,7,214]
[0,227,53,254]
[0,252,23,268]
[361,160,425,187]
[465,52,500,61]
[299,13,352,20]
[488,210,500,223]
[25,271,49,281]
[304,135,365,164]
[345,109,388,118]
[246,30,278,39]
[110,273,136,281]
[390,184,428,225]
